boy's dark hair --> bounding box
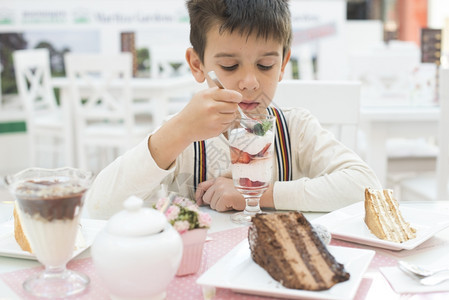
[186,0,292,63]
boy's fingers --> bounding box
[214,88,242,104]
[195,179,216,205]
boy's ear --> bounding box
[186,47,206,83]
[279,49,292,81]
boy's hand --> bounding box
[148,86,241,171]
[195,177,245,211]
[176,87,242,142]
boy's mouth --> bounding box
[239,102,259,111]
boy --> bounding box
[86,0,381,219]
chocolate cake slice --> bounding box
[248,212,350,291]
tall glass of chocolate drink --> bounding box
[5,167,93,298]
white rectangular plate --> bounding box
[0,219,106,260]
[311,202,449,251]
[197,240,375,300]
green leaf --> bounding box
[253,120,273,136]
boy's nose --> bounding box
[238,72,259,91]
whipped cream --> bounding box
[229,128,274,155]
[231,157,273,183]
[17,210,81,266]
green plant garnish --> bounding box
[253,120,273,136]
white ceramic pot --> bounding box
[91,196,183,300]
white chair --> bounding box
[65,52,152,174]
[13,48,74,168]
[274,79,361,151]
[399,66,449,201]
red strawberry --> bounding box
[239,178,251,187]
[238,151,251,164]
[251,180,265,187]
[230,147,251,164]
[230,146,241,163]
[239,178,265,187]
[256,143,271,157]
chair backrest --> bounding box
[65,52,137,171]
[274,79,361,150]
[13,48,57,120]
[64,52,134,132]
[436,67,449,200]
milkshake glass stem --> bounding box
[231,189,266,224]
[244,195,261,214]
[23,264,90,298]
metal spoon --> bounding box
[398,261,449,286]
[207,71,252,129]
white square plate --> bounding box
[197,239,375,300]
[311,202,449,251]
[0,219,106,260]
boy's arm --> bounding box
[148,87,242,170]
[272,109,381,212]
[87,86,241,218]
[86,136,173,219]
[148,114,193,170]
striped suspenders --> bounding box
[193,107,292,190]
[193,140,207,191]
[267,106,292,182]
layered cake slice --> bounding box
[248,212,350,291]
[364,187,416,243]
[13,204,32,252]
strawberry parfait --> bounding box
[229,120,274,193]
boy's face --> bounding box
[201,26,289,115]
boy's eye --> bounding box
[221,65,238,71]
[258,64,273,71]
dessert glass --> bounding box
[5,167,93,298]
[228,114,275,224]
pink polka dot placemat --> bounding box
[0,226,389,299]
[0,258,109,300]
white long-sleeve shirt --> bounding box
[86,107,381,219]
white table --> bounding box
[360,105,440,187]
[1,196,449,299]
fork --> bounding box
[398,261,449,286]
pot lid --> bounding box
[106,196,167,236]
